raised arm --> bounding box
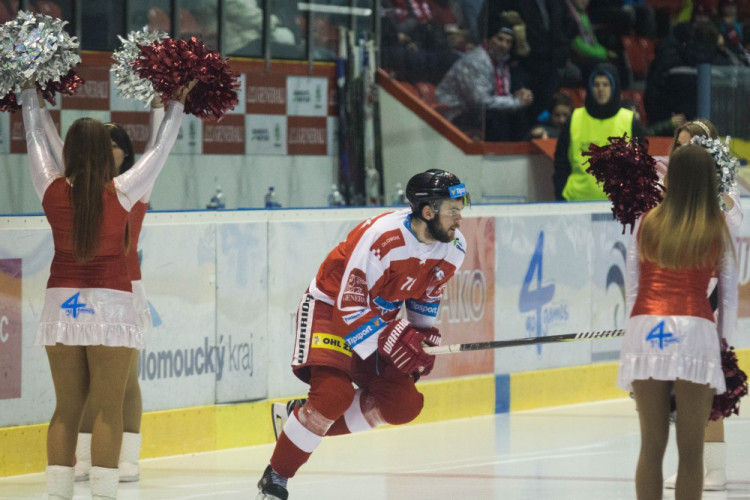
[716,243,738,343]
[40,103,64,169]
[137,103,167,203]
[625,220,641,317]
[21,88,63,200]
[113,100,183,210]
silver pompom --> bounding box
[112,26,168,105]
[0,10,80,94]
[690,135,740,211]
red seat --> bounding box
[559,87,585,108]
[622,35,655,81]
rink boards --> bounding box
[2,202,750,476]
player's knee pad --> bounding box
[378,388,424,425]
[307,366,356,420]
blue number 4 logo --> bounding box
[646,320,677,349]
[61,292,87,318]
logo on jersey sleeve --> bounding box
[373,296,404,315]
[406,299,439,317]
[61,292,95,318]
[342,269,368,307]
[370,229,405,260]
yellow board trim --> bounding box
[509,361,628,412]
[4,349,749,478]
[311,332,353,356]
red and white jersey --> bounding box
[309,209,466,359]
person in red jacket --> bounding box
[257,169,469,500]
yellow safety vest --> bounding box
[562,107,634,201]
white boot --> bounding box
[46,465,74,500]
[74,432,91,481]
[118,432,141,482]
[90,466,119,500]
[703,442,727,491]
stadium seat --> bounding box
[622,35,655,81]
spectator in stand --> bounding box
[718,0,750,63]
[645,19,737,126]
[456,0,484,44]
[587,0,656,38]
[527,91,574,139]
[486,0,574,127]
[566,0,619,84]
[553,63,646,200]
[621,98,686,136]
[381,0,454,83]
[436,15,533,141]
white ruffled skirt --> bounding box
[35,287,144,349]
[131,280,153,331]
[618,314,724,393]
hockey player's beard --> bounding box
[426,217,455,243]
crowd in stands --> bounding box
[380,0,750,142]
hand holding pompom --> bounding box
[112,26,168,105]
[584,134,663,233]
[132,37,239,120]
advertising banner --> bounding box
[266,216,361,397]
[0,228,55,426]
[495,214,593,373]
[202,114,246,155]
[590,214,629,361]
[62,65,110,110]
[246,114,287,155]
[286,76,328,117]
[287,116,327,156]
[430,217,495,378]
[215,221,269,402]
[246,72,286,115]
[0,259,22,399]
[137,223,217,411]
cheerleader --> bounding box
[618,144,738,499]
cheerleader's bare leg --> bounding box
[85,345,136,469]
[45,345,90,466]
[631,379,671,500]
[673,379,715,500]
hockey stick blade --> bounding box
[423,329,625,355]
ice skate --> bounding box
[271,399,306,440]
[257,465,289,500]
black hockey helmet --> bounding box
[406,169,470,218]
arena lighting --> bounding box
[297,2,373,16]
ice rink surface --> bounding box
[3,398,750,499]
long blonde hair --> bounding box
[639,144,731,269]
[63,118,118,262]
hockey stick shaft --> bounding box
[423,329,625,355]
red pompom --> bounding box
[0,92,18,112]
[583,134,663,233]
[710,340,748,421]
[0,70,84,113]
[132,37,240,120]
[40,70,85,105]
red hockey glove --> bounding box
[421,327,441,347]
[378,320,436,375]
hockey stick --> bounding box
[423,329,625,355]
